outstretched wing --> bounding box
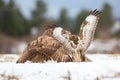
[52,9,102,57]
[79,9,102,50]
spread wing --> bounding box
[79,9,102,50]
[17,35,72,63]
[52,9,102,58]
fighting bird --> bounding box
[17,9,102,63]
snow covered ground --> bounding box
[0,54,120,80]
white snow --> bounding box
[0,54,120,80]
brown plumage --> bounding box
[17,9,102,63]
[16,24,72,63]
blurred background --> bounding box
[0,0,120,54]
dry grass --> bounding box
[0,54,19,62]
[0,74,19,80]
[0,54,4,58]
[109,54,120,57]
[4,56,16,62]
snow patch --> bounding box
[0,54,120,80]
[0,61,120,80]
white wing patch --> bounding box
[86,15,97,23]
[53,27,68,44]
[53,27,63,40]
[53,27,74,53]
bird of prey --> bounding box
[17,9,102,63]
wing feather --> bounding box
[79,9,102,50]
